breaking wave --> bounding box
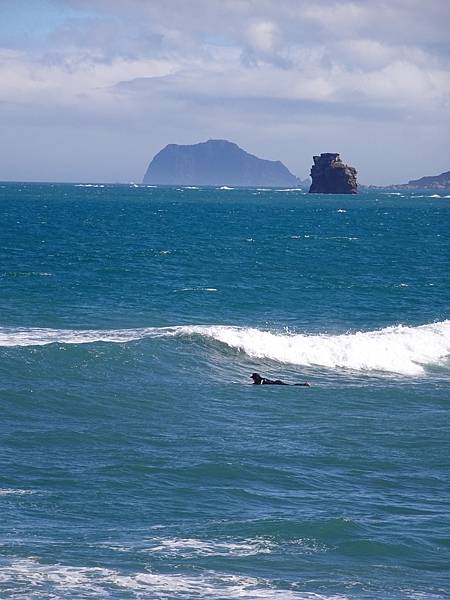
[1,320,449,376]
[187,321,450,376]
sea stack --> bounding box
[309,153,357,194]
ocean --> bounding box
[0,182,449,599]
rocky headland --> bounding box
[387,170,450,190]
[143,139,299,187]
[309,153,357,194]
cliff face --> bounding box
[309,153,357,194]
[143,139,299,187]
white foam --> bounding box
[74,183,105,188]
[0,558,346,599]
[0,488,35,496]
[1,321,449,376]
[146,537,274,558]
[219,186,234,190]
[0,271,53,277]
[0,327,154,347]
[175,287,217,292]
[187,322,450,376]
[0,559,111,598]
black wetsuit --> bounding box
[257,377,288,385]
[251,373,310,386]
[256,378,310,386]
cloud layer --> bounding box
[1,0,449,184]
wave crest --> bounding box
[188,321,450,376]
[0,321,449,376]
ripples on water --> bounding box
[0,183,449,599]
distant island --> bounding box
[142,139,300,187]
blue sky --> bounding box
[0,1,94,43]
[0,0,449,184]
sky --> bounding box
[0,0,449,185]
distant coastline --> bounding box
[1,167,449,192]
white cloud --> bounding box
[0,0,449,183]
[302,2,369,34]
[358,60,450,110]
[247,21,278,53]
[0,49,177,109]
[333,39,395,70]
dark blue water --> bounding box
[0,182,449,598]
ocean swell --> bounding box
[1,321,449,376]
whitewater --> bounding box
[1,320,449,376]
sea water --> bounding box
[0,182,449,599]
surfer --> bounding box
[250,373,310,387]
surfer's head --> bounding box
[251,372,262,384]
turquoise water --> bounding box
[0,182,449,599]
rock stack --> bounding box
[309,153,357,194]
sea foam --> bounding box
[181,321,450,376]
[1,321,449,376]
[146,537,275,558]
[0,557,345,599]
